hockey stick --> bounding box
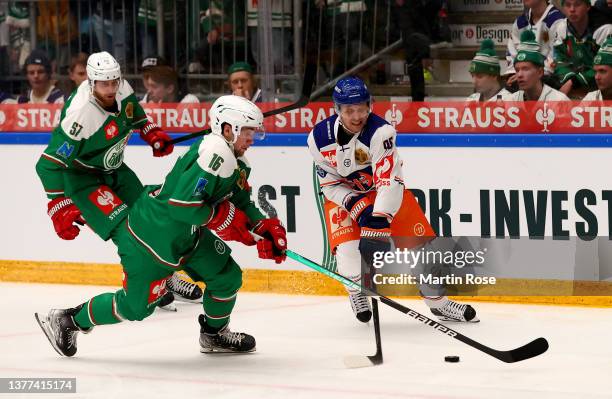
[285,249,549,364]
[161,63,317,147]
[343,298,384,368]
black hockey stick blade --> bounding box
[377,296,550,364]
[343,298,384,368]
[262,62,316,117]
[285,250,549,364]
[493,337,549,363]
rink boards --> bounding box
[2,130,612,306]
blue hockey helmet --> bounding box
[332,77,371,112]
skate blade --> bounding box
[173,296,203,304]
[34,313,65,357]
[200,346,256,354]
[157,304,177,312]
[343,355,378,368]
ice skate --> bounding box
[349,292,372,323]
[167,273,203,303]
[157,291,177,312]
[34,306,92,357]
[430,300,479,323]
[198,315,256,353]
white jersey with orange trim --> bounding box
[307,113,404,221]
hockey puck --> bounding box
[444,356,460,363]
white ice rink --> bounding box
[1,282,611,399]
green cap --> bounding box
[514,30,544,67]
[227,61,253,76]
[470,39,501,75]
[594,38,612,66]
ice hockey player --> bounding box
[35,95,288,356]
[467,39,512,102]
[307,77,479,323]
[509,31,570,101]
[583,38,612,101]
[34,51,202,305]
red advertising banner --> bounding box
[1,101,611,133]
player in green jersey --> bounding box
[35,51,202,305]
[35,95,288,355]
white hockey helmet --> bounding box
[209,95,264,143]
[86,51,121,90]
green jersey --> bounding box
[126,133,266,267]
[35,80,148,199]
[552,19,612,89]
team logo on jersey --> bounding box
[350,172,373,191]
[237,169,249,191]
[56,141,75,159]
[355,148,369,165]
[214,239,226,255]
[103,136,129,169]
[147,277,168,304]
[105,120,119,140]
[374,154,393,187]
[329,205,351,234]
[88,185,123,215]
[193,177,208,196]
[321,149,337,167]
[344,159,351,167]
[125,102,134,119]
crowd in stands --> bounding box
[0,0,611,104]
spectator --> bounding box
[227,62,260,101]
[91,2,132,66]
[509,31,570,101]
[36,0,78,71]
[141,65,199,103]
[66,53,89,94]
[551,0,612,96]
[247,0,293,74]
[0,91,16,104]
[505,0,564,87]
[316,0,372,78]
[18,50,64,104]
[583,38,612,100]
[391,0,444,101]
[467,40,512,102]
[141,55,169,98]
[195,0,251,74]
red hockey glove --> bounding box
[140,121,174,157]
[253,218,287,263]
[47,197,84,240]
[205,201,255,246]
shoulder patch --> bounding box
[56,141,76,159]
[193,177,209,196]
[312,114,338,150]
[358,114,391,147]
[59,101,107,141]
[196,134,237,178]
[116,80,135,102]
